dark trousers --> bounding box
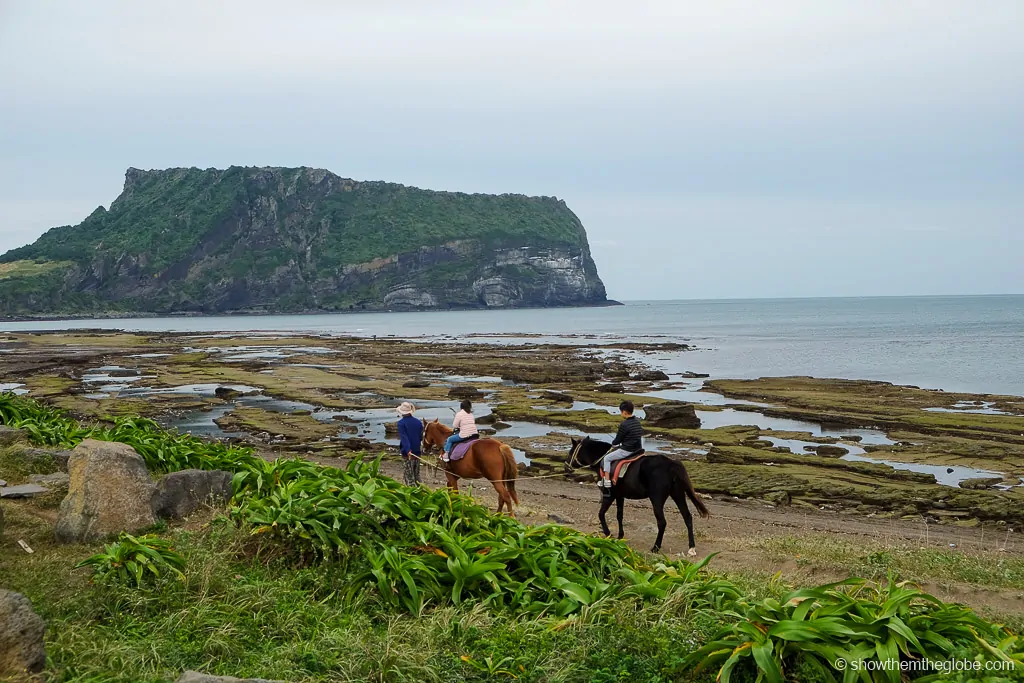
[403,457,421,486]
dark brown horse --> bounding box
[568,437,709,555]
[422,419,519,514]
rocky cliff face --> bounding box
[0,166,612,316]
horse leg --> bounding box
[491,480,514,515]
[614,497,622,540]
[445,472,459,492]
[650,492,668,553]
[671,489,698,556]
[597,495,613,537]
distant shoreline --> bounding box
[0,299,625,324]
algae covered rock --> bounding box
[54,439,156,543]
[812,445,849,457]
[643,402,701,429]
[448,386,482,399]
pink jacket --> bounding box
[452,410,478,438]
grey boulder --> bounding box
[174,672,285,683]
[0,590,46,680]
[0,426,28,447]
[152,469,234,520]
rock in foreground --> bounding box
[55,439,156,543]
[152,469,233,520]
[0,590,46,680]
[0,426,28,447]
[174,672,284,683]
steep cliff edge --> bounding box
[0,167,613,316]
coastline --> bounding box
[2,328,1021,526]
[0,299,626,324]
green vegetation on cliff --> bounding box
[0,167,609,316]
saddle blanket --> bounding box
[450,436,481,462]
[603,451,646,485]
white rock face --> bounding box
[383,287,439,308]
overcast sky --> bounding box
[1,1,1022,300]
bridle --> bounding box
[566,437,589,471]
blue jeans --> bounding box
[444,433,465,455]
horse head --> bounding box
[421,418,451,452]
[568,436,611,469]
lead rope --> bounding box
[412,437,590,485]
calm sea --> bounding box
[2,295,1022,396]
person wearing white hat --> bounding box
[396,401,424,486]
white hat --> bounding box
[397,401,416,416]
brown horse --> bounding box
[421,419,519,514]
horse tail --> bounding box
[499,444,520,506]
[671,459,709,519]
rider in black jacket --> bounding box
[600,401,643,487]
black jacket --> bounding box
[611,416,643,452]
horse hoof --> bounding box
[650,545,661,553]
[687,548,697,558]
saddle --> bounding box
[449,434,481,462]
[602,450,647,486]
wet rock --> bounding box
[0,484,49,499]
[384,422,398,435]
[105,368,139,378]
[0,590,46,679]
[812,445,849,457]
[55,439,157,543]
[475,413,497,425]
[492,421,512,430]
[479,428,497,436]
[633,370,669,382]
[29,472,70,488]
[174,673,283,683]
[214,387,242,400]
[402,380,431,388]
[337,437,374,451]
[959,477,1004,490]
[643,402,701,429]
[680,371,710,379]
[542,390,574,404]
[597,383,625,393]
[0,426,28,447]
[448,386,482,399]
[152,469,233,520]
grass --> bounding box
[2,507,721,683]
[0,259,73,280]
[754,536,1024,593]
